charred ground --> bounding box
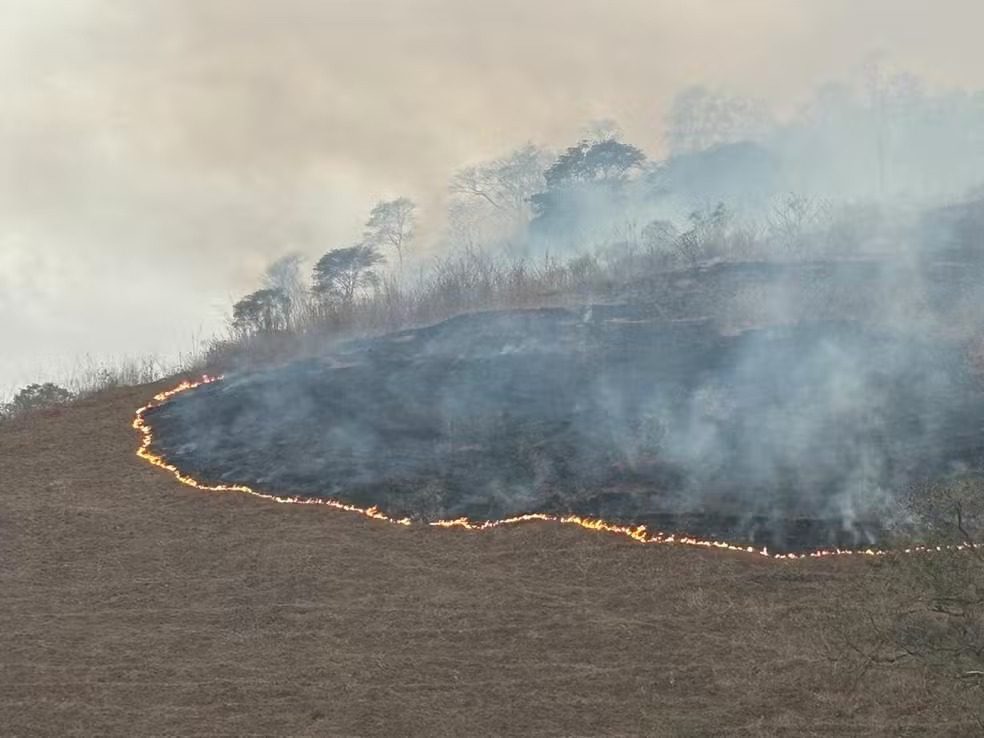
[147,260,984,554]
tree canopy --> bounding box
[312,244,385,305]
[2,383,74,418]
[543,139,646,188]
[531,138,647,234]
[231,288,292,335]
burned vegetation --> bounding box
[145,258,984,554]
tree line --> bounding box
[229,69,984,338]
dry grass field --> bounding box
[1,379,980,736]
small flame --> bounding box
[133,376,974,561]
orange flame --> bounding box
[133,376,975,561]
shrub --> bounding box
[825,477,984,728]
[1,383,75,419]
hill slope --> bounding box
[0,381,975,736]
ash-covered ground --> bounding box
[148,263,984,552]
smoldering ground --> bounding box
[146,251,984,553]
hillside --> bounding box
[0,381,979,736]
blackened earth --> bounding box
[148,306,984,552]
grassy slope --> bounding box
[0,380,975,736]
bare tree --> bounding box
[444,198,489,250]
[449,143,551,221]
[364,198,416,267]
[262,253,307,329]
[642,219,679,267]
[675,203,733,267]
[665,86,773,155]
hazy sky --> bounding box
[2,0,983,394]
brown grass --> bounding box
[0,380,980,736]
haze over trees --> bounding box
[213,66,984,352]
[363,198,417,267]
[263,255,307,319]
[448,143,552,247]
[530,138,647,237]
[231,288,292,336]
[312,244,385,311]
[665,85,773,155]
[204,73,984,723]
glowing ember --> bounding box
[133,375,974,561]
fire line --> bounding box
[133,375,974,562]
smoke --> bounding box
[147,237,984,552]
[4,0,984,391]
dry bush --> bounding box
[821,202,888,256]
[0,383,75,420]
[2,348,208,421]
[823,478,984,731]
[766,194,833,256]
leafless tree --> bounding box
[767,193,831,255]
[262,253,308,329]
[364,198,416,267]
[449,143,551,221]
[665,86,773,155]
